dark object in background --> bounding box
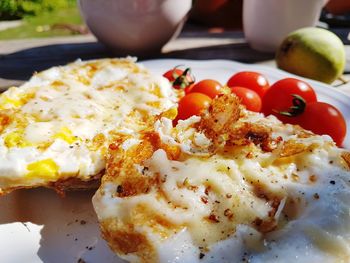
[325,0,350,15]
[190,0,243,29]
[321,10,350,28]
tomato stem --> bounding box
[172,67,195,89]
[276,94,306,117]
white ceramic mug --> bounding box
[78,0,192,55]
[243,0,329,52]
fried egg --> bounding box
[0,57,178,195]
[93,94,350,263]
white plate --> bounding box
[1,59,350,263]
[144,59,350,149]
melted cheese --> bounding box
[0,58,177,192]
[94,111,350,263]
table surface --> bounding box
[0,23,350,93]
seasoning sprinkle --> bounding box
[116,185,123,193]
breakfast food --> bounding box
[93,94,350,262]
[0,58,177,195]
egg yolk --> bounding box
[26,159,59,179]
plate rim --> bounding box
[141,58,350,102]
[142,58,350,148]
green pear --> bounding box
[276,27,345,84]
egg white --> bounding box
[0,58,177,193]
[93,109,350,263]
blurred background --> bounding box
[0,0,85,39]
[0,0,349,88]
[0,0,349,41]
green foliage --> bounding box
[0,6,83,39]
[0,0,76,20]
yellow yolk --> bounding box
[53,127,78,144]
[160,107,178,120]
[0,92,34,110]
[4,130,32,148]
[26,159,59,179]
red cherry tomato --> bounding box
[163,67,194,90]
[230,86,262,112]
[299,102,346,146]
[190,79,224,99]
[262,78,317,124]
[184,83,195,94]
[175,93,212,123]
[227,71,270,98]
[163,68,183,82]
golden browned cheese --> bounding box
[98,132,184,262]
[199,94,280,152]
[0,111,11,133]
[96,95,290,261]
[198,93,241,146]
[341,151,350,170]
[94,94,350,263]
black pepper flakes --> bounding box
[141,167,149,175]
[224,208,234,220]
[205,186,211,195]
[201,196,209,204]
[199,253,205,259]
[330,180,336,185]
[208,213,220,223]
[116,185,123,193]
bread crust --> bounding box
[0,170,103,196]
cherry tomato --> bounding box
[230,87,262,112]
[262,78,317,124]
[163,67,194,90]
[184,83,195,94]
[163,68,183,82]
[227,71,270,98]
[175,93,212,123]
[299,102,346,146]
[190,79,224,99]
